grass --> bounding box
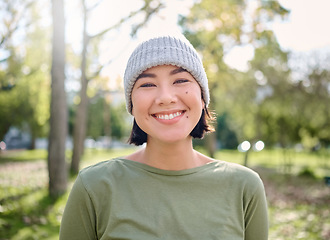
[257,167,330,239]
[0,147,329,239]
[0,189,65,240]
[0,149,47,162]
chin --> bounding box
[150,131,192,144]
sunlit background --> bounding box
[0,0,330,239]
[66,0,330,86]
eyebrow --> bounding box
[170,67,188,75]
[136,67,188,80]
[136,73,156,80]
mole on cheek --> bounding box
[186,91,188,94]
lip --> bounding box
[151,110,186,123]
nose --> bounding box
[155,85,177,105]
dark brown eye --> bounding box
[140,83,156,88]
[174,79,189,84]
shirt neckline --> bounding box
[116,158,219,176]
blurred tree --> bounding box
[110,103,130,140]
[295,62,330,149]
[70,0,90,173]
[0,0,34,140]
[70,0,164,174]
[87,97,105,140]
[0,0,34,50]
[246,29,293,168]
[247,29,292,147]
[20,5,51,148]
[85,74,130,142]
[180,0,247,157]
[180,0,289,157]
[250,42,330,151]
[216,112,238,149]
[48,0,67,198]
[0,46,23,141]
[0,1,50,146]
[87,97,129,142]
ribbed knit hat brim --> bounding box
[124,35,209,114]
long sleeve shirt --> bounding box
[60,158,268,240]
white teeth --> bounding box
[156,111,182,120]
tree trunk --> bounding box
[103,97,111,147]
[70,66,88,173]
[30,133,36,150]
[206,132,217,158]
[71,1,89,174]
[48,0,67,198]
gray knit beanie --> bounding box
[124,35,209,114]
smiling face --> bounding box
[131,65,204,144]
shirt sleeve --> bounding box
[244,177,269,240]
[59,174,98,240]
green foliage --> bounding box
[297,67,330,148]
[110,103,131,140]
[216,113,239,149]
[298,167,317,179]
[180,0,330,150]
[87,97,107,139]
[0,46,24,140]
[86,96,130,141]
[0,1,50,143]
[180,0,290,144]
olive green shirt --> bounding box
[60,158,268,239]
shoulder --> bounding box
[77,158,128,192]
[214,161,267,206]
[213,160,264,190]
[198,151,261,184]
[79,158,130,177]
[79,159,112,178]
[222,161,260,178]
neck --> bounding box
[132,137,207,171]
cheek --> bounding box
[131,91,140,115]
[131,90,150,115]
[184,86,204,105]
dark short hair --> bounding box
[128,107,215,146]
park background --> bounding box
[0,0,329,239]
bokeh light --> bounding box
[238,140,251,152]
[254,140,265,152]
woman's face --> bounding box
[131,65,204,144]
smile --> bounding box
[152,111,184,120]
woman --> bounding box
[60,35,268,240]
